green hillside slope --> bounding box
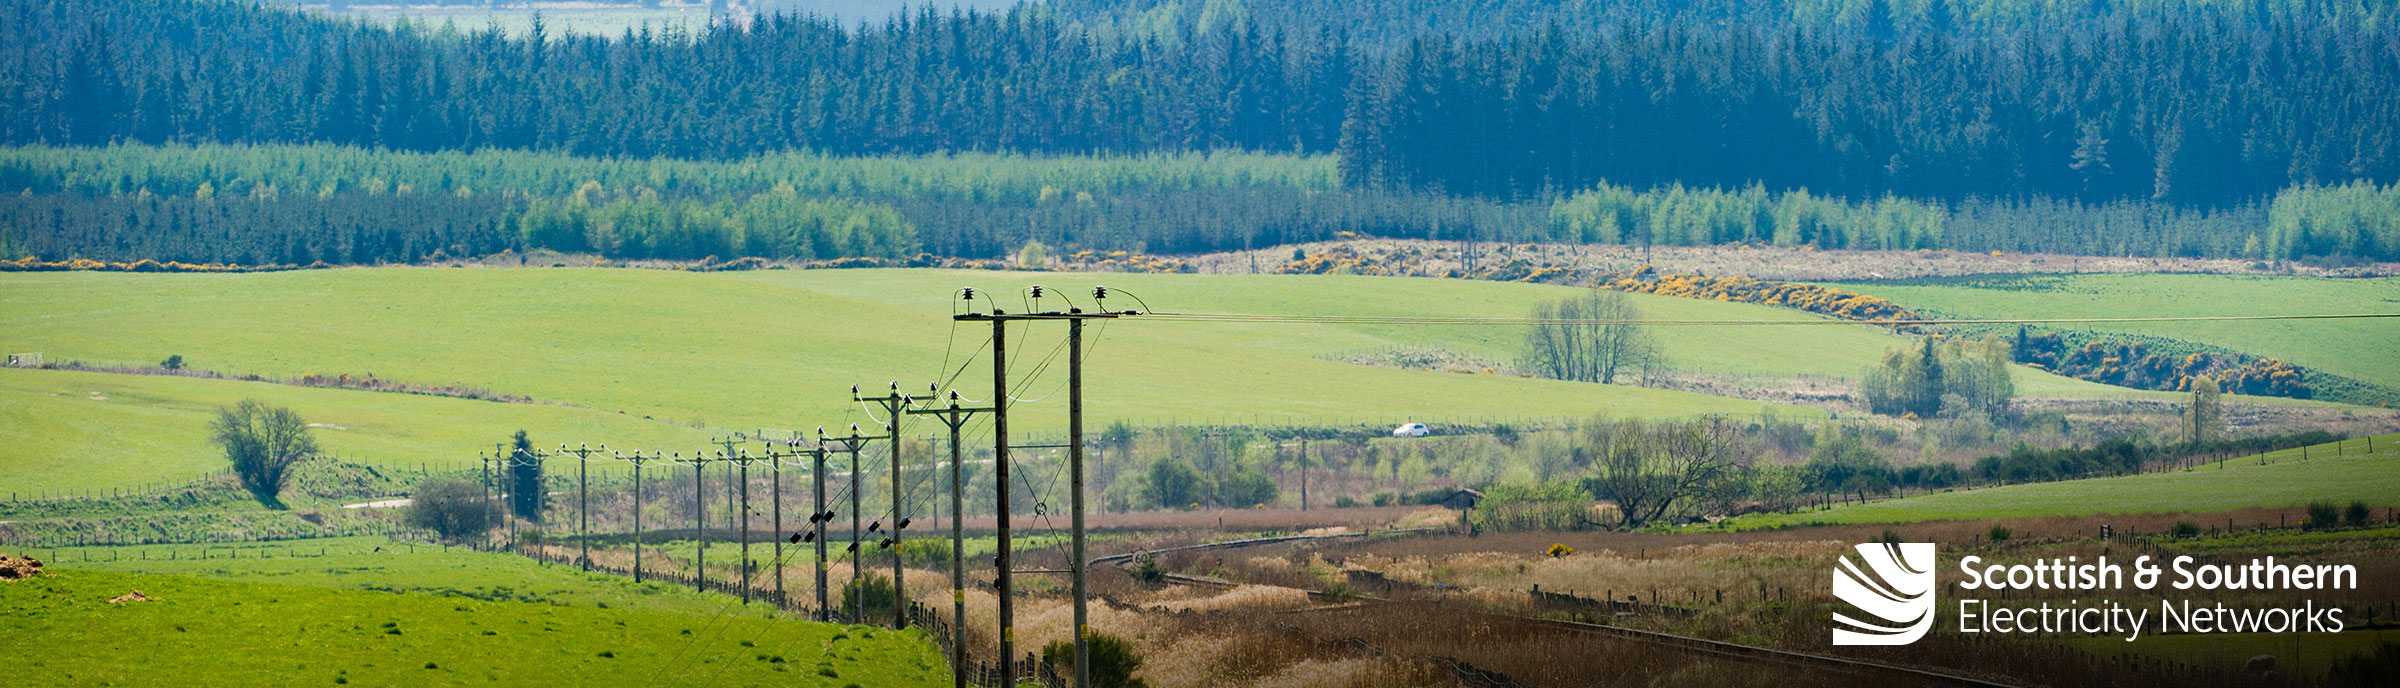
[0,367,716,493]
[1,268,1872,434]
[1731,433,2399,528]
[2,567,943,687]
[1825,274,2400,390]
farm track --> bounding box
[1108,528,2026,688]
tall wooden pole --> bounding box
[813,446,830,621]
[772,444,784,607]
[991,314,1014,686]
[1068,317,1090,688]
[947,410,969,688]
[633,454,645,582]
[578,447,590,571]
[739,451,752,604]
[890,402,906,629]
[907,393,991,688]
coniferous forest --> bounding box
[2,0,2398,264]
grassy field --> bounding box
[0,268,2362,494]
[1729,434,2400,528]
[1,566,945,687]
[30,536,776,616]
[1825,273,2400,389]
[0,366,718,494]
[0,268,1865,434]
[0,267,2227,431]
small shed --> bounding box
[1439,488,1484,510]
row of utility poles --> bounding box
[467,285,1133,688]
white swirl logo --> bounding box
[1832,542,1936,646]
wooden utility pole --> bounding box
[630,451,649,582]
[907,391,993,688]
[954,285,1132,688]
[735,449,753,604]
[767,437,793,607]
[856,383,915,629]
[690,452,706,589]
[561,443,601,571]
[822,427,876,623]
[812,443,832,620]
[1067,316,1091,688]
[714,437,744,569]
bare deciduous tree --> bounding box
[1579,416,1744,528]
[210,399,317,507]
[1522,290,1658,385]
[408,477,496,540]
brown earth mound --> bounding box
[109,590,151,604]
[0,553,44,581]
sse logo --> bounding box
[1832,542,1937,646]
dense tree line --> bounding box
[8,0,2395,208]
[2,0,1354,157]
[1062,0,2400,51]
[1969,430,2343,484]
[0,177,915,264]
[1338,3,2400,204]
[8,141,2397,263]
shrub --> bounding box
[839,573,898,622]
[161,354,183,370]
[2171,521,2201,538]
[406,478,497,540]
[1130,553,1165,584]
[2307,502,2341,529]
[1042,631,1147,688]
[1987,525,2012,542]
[1217,469,1278,508]
[1472,482,1593,532]
[2346,501,2372,527]
[896,538,950,566]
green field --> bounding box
[1825,274,2400,389]
[2,267,2348,494]
[1,566,944,687]
[31,536,774,616]
[0,366,717,494]
[1731,434,2400,528]
[3,268,1858,434]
